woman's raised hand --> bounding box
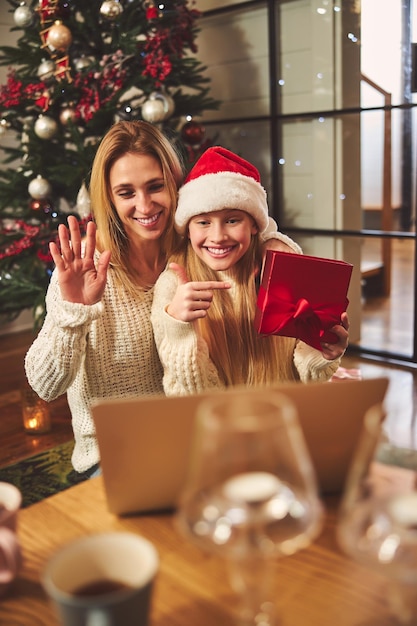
[166,262,230,322]
[49,215,111,305]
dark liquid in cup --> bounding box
[72,579,132,597]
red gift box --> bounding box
[255,251,353,351]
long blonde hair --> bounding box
[170,233,299,386]
[89,120,184,293]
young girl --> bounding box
[151,146,349,396]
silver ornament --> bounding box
[141,91,175,124]
[100,0,123,20]
[74,56,93,72]
[28,175,52,200]
[34,115,58,140]
[141,97,166,123]
[37,59,56,82]
[13,3,34,28]
[76,182,91,219]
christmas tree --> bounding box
[0,0,218,328]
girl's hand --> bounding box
[167,262,230,322]
[49,215,111,305]
[320,311,350,360]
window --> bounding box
[196,0,417,365]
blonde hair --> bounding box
[89,120,184,292]
[171,234,299,386]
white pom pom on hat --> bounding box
[175,146,269,234]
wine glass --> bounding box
[337,404,417,624]
[175,390,324,625]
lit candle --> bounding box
[21,388,51,434]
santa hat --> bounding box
[175,146,269,234]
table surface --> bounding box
[0,476,396,626]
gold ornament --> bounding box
[46,21,73,52]
[59,106,76,126]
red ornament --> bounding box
[181,121,205,146]
[30,199,43,211]
[146,5,158,20]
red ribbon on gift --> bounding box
[256,287,348,351]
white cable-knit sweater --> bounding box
[24,266,164,473]
[151,268,341,397]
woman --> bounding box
[25,121,184,476]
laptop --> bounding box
[91,377,388,515]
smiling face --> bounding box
[187,208,258,271]
[109,152,172,243]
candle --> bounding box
[21,388,51,434]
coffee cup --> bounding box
[43,531,159,626]
[0,482,23,597]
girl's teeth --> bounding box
[207,247,231,255]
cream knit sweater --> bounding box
[24,266,164,473]
[151,269,341,397]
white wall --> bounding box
[194,5,270,120]
[361,0,405,210]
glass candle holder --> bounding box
[21,388,51,434]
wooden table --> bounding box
[0,477,396,626]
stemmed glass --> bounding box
[337,404,417,624]
[176,390,324,625]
